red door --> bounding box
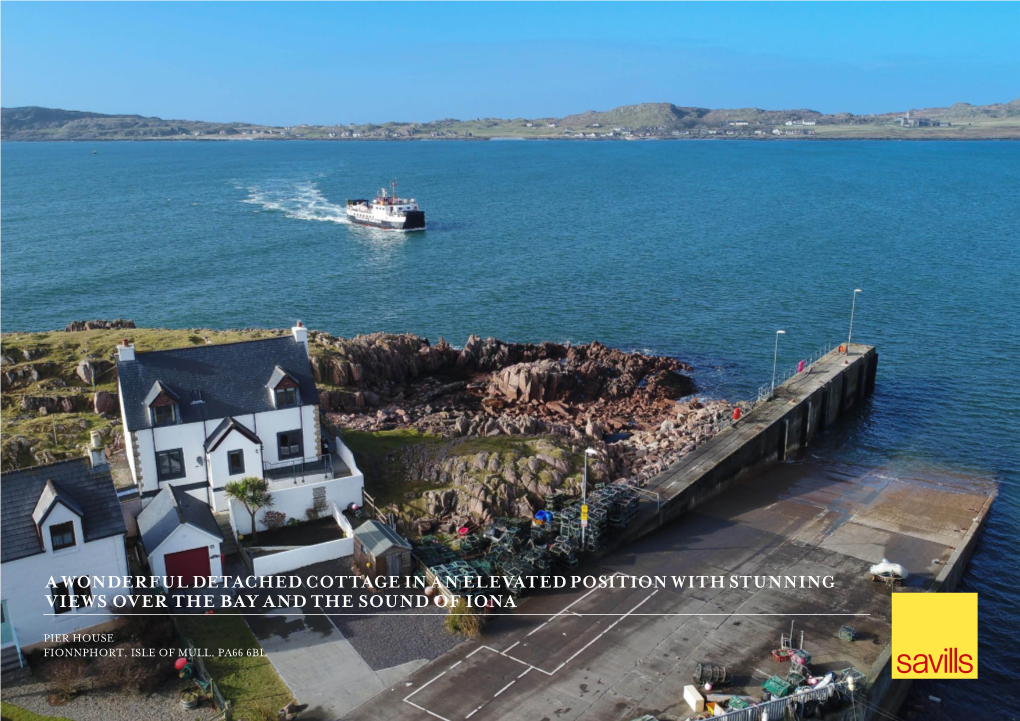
[164,547,211,586]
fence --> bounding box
[333,501,355,536]
[709,679,861,721]
[171,615,233,721]
[362,490,381,519]
[756,343,835,405]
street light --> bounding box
[582,448,598,549]
[771,330,786,397]
[847,289,863,354]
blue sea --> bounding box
[2,140,1018,712]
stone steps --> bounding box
[213,512,239,557]
[1,645,27,679]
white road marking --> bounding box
[406,699,453,721]
[406,580,660,718]
[404,670,447,701]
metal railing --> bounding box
[711,679,860,721]
[755,343,835,405]
[263,454,334,484]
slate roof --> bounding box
[204,417,261,452]
[32,479,84,526]
[137,485,223,555]
[267,365,298,390]
[354,520,411,556]
[1,458,127,564]
[143,380,179,407]
[117,336,318,432]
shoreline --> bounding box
[4,135,1020,143]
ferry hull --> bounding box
[347,210,426,231]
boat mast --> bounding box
[391,180,397,204]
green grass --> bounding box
[1,327,289,467]
[177,614,292,718]
[342,429,445,508]
[0,702,72,721]
[341,429,589,516]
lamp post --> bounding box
[847,289,863,354]
[771,330,786,398]
[582,448,598,549]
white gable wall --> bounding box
[145,525,222,581]
[133,404,320,507]
[38,503,84,555]
[253,404,319,466]
[0,533,129,647]
[207,431,263,512]
[134,422,209,502]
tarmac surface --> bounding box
[345,458,994,721]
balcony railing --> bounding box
[263,454,351,485]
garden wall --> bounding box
[251,537,354,577]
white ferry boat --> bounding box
[345,183,425,231]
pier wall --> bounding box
[614,345,880,547]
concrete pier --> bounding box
[614,343,880,550]
[349,342,995,721]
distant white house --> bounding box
[1,449,130,665]
[115,323,364,536]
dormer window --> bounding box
[144,381,180,427]
[51,521,76,550]
[268,365,301,408]
[152,404,178,427]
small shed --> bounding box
[353,520,412,580]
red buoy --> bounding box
[732,407,742,421]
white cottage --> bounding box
[115,323,364,535]
[0,452,129,669]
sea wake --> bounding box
[241,180,350,224]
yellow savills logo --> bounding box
[892,593,977,679]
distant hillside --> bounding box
[0,105,265,140]
[901,98,1020,119]
[3,97,1019,141]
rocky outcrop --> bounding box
[2,364,41,391]
[63,319,136,332]
[491,359,574,404]
[76,360,95,384]
[93,391,119,415]
[388,436,609,526]
[21,395,84,414]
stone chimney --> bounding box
[88,430,108,471]
[292,321,309,359]
[117,338,135,362]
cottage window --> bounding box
[152,404,178,427]
[50,521,76,551]
[228,450,245,476]
[275,387,298,408]
[73,577,92,608]
[51,581,72,614]
[156,449,186,481]
[277,431,302,460]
